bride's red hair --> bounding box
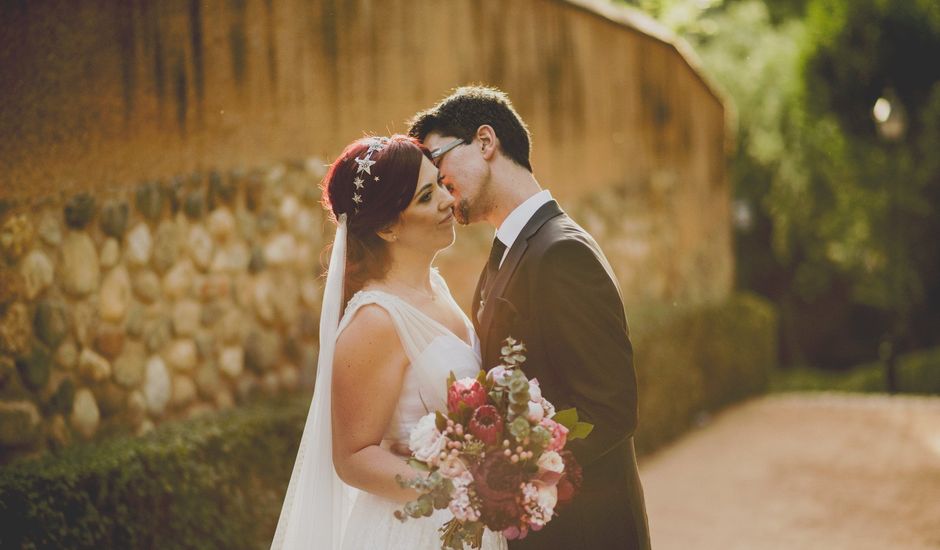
[321,135,430,303]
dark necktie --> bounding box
[482,236,507,307]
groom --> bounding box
[409,86,650,549]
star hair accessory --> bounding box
[351,136,390,214]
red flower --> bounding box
[502,524,529,540]
[447,378,488,415]
[555,450,583,510]
[472,453,526,531]
[469,405,504,446]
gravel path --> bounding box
[639,393,940,550]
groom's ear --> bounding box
[476,125,498,161]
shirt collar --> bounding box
[495,189,553,251]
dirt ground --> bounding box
[639,393,940,550]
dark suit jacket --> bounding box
[472,200,650,550]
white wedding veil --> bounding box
[271,213,356,550]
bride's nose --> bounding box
[439,186,455,210]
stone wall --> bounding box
[0,162,329,460]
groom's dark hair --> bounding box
[408,85,533,172]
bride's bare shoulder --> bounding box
[335,302,405,368]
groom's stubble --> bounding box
[456,176,498,226]
[455,197,473,226]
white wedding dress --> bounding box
[335,272,507,550]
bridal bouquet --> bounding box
[395,338,593,550]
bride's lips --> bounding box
[439,211,454,225]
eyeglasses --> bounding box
[430,138,464,165]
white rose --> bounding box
[540,397,556,419]
[409,413,446,466]
[528,378,542,402]
[536,481,558,515]
[487,365,512,385]
[536,450,565,475]
[526,400,545,423]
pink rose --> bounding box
[447,377,487,415]
[540,418,568,452]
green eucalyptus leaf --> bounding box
[508,390,529,404]
[404,500,423,518]
[407,458,430,471]
[417,493,434,516]
[530,425,551,446]
[509,416,531,439]
[508,376,528,393]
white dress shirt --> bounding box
[494,189,553,267]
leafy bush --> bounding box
[0,396,308,550]
[631,292,778,454]
[772,346,940,394]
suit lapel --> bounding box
[479,200,564,353]
[471,263,487,336]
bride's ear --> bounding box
[376,222,400,243]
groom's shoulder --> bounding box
[530,212,599,255]
[525,212,615,275]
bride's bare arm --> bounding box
[331,304,423,503]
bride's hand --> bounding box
[389,441,411,458]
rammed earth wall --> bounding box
[0,0,734,461]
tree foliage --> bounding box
[620,0,940,367]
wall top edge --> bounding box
[557,0,732,110]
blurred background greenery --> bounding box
[621,0,940,390]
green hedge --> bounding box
[631,292,778,455]
[771,346,940,394]
[0,396,308,550]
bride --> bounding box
[271,135,507,550]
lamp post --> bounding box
[872,90,907,393]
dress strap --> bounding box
[339,290,446,364]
